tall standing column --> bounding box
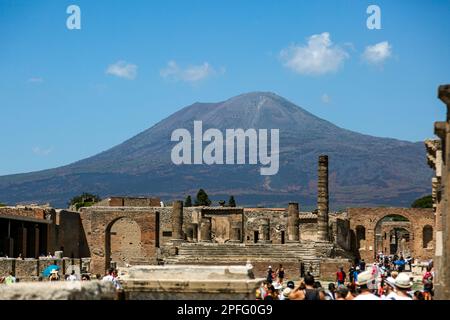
[287,202,300,242]
[200,217,212,242]
[259,218,271,243]
[317,155,329,241]
[171,200,184,241]
[191,223,199,242]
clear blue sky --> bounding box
[0,0,449,175]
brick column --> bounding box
[18,225,27,257]
[171,200,184,241]
[259,218,271,243]
[191,223,198,242]
[287,202,300,242]
[186,226,194,242]
[200,217,212,242]
[317,155,329,241]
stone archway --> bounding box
[348,208,435,262]
[106,217,143,268]
[374,215,412,257]
[79,207,160,275]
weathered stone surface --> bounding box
[120,264,263,300]
[317,155,329,241]
[0,281,115,300]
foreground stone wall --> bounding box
[0,281,115,300]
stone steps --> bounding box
[164,243,328,267]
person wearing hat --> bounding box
[280,287,291,300]
[382,276,397,300]
[49,269,60,281]
[353,270,380,300]
[391,273,413,300]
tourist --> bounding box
[336,266,346,286]
[423,266,433,286]
[335,285,349,300]
[382,276,397,300]
[325,283,336,300]
[413,291,424,300]
[49,269,60,281]
[423,282,434,300]
[4,272,16,285]
[67,270,77,281]
[264,284,278,300]
[289,274,322,300]
[359,259,366,271]
[266,266,274,283]
[255,287,263,300]
[349,265,355,283]
[258,280,268,299]
[353,270,380,300]
[102,268,115,282]
[281,287,291,300]
[286,280,295,290]
[353,266,360,283]
[276,264,285,284]
[390,273,413,300]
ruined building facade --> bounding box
[426,84,450,299]
[1,156,436,281]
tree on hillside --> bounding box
[184,195,192,207]
[228,196,236,207]
[194,189,211,206]
[69,192,101,210]
[411,195,433,208]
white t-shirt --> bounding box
[102,275,114,282]
[353,293,381,300]
[68,274,77,281]
[383,292,397,300]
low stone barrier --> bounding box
[0,281,115,300]
[120,264,264,300]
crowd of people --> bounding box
[256,259,435,300]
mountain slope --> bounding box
[0,92,432,208]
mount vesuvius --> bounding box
[0,92,432,209]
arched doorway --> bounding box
[105,217,143,269]
[374,214,412,258]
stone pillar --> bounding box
[229,221,242,243]
[425,139,443,289]
[259,218,271,243]
[200,217,212,242]
[435,84,450,299]
[18,225,27,257]
[287,202,300,242]
[191,223,199,242]
[171,200,184,241]
[186,226,194,242]
[317,155,330,241]
[34,225,40,258]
